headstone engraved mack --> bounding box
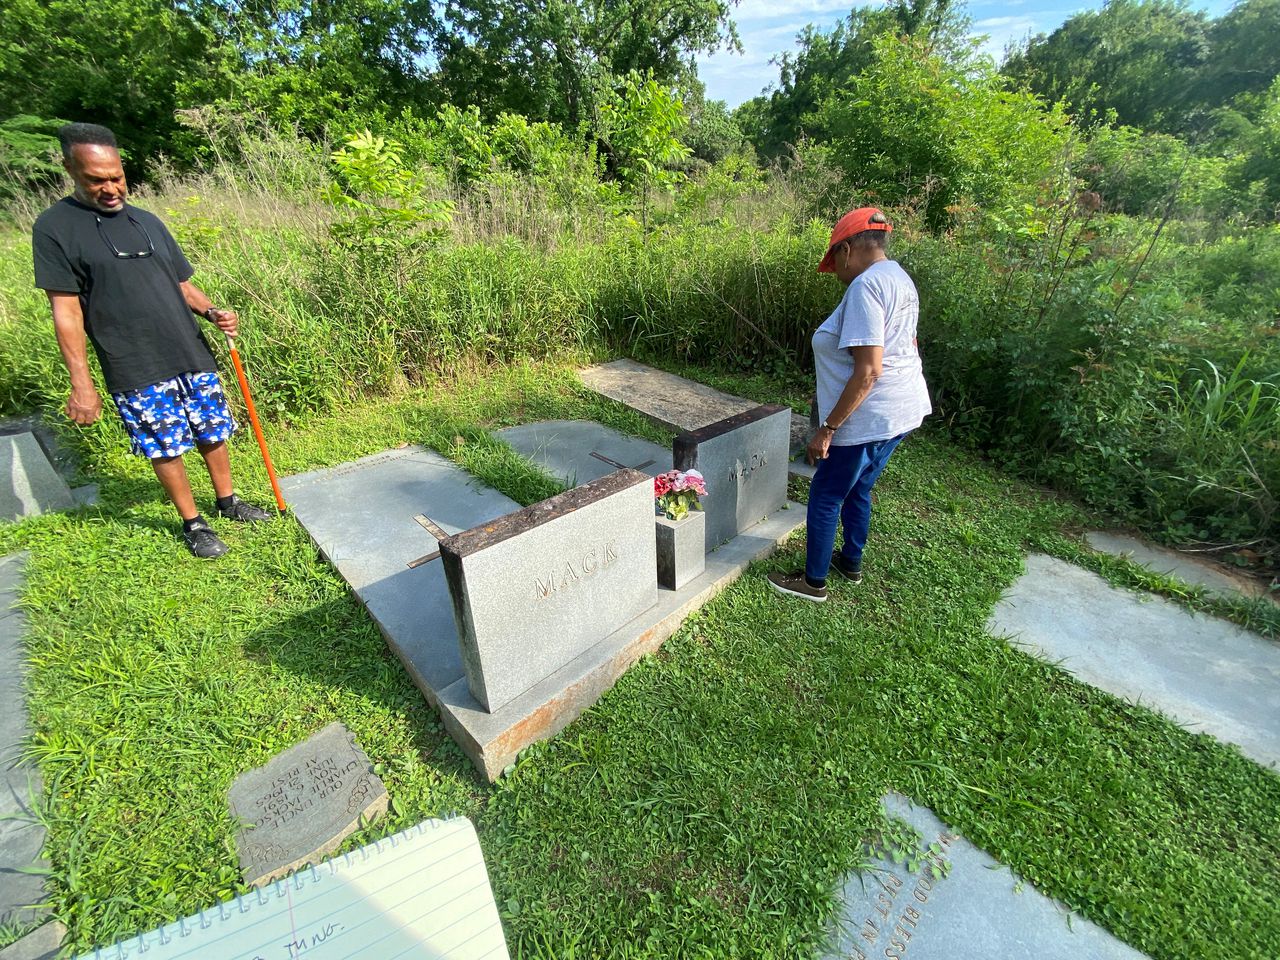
[673,405,791,551]
[228,722,388,887]
[440,469,658,713]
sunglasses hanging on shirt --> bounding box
[95,212,155,259]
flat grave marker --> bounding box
[988,553,1280,768]
[1,434,75,523]
[825,793,1147,959]
[495,420,670,487]
[1086,530,1268,601]
[674,405,792,550]
[441,469,657,713]
[228,722,388,887]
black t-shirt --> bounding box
[32,197,218,393]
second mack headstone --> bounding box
[674,405,792,551]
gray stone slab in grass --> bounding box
[579,359,755,432]
[0,554,49,928]
[1,434,75,523]
[281,447,522,695]
[1086,531,1267,601]
[0,921,65,960]
[674,405,792,551]
[988,554,1280,768]
[825,794,1147,960]
[441,470,658,713]
[494,420,670,487]
[228,722,388,887]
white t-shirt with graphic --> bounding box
[812,259,931,446]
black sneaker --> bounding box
[216,495,273,523]
[182,519,229,559]
[830,552,863,583]
[766,570,828,603]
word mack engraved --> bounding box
[533,540,620,601]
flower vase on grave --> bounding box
[655,509,705,590]
[653,468,708,590]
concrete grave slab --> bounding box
[579,359,754,433]
[228,722,387,887]
[1,434,75,523]
[1087,530,1268,601]
[0,921,65,960]
[988,554,1280,768]
[825,794,1147,960]
[441,470,658,713]
[674,405,792,551]
[494,420,670,487]
[281,447,522,695]
[0,554,49,928]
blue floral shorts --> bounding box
[111,371,237,459]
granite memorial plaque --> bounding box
[228,722,388,887]
[440,469,658,713]
[673,405,791,551]
[1,434,75,523]
[825,793,1148,960]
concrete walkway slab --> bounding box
[0,554,50,927]
[1,435,75,523]
[1086,531,1268,601]
[494,420,670,487]
[988,554,1280,768]
[826,794,1147,959]
[0,921,64,960]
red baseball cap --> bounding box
[818,207,892,273]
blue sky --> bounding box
[697,0,1237,108]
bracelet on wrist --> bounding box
[203,306,220,322]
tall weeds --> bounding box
[1,123,1276,555]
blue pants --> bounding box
[805,433,907,583]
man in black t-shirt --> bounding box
[33,123,272,558]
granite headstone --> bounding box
[825,793,1148,959]
[673,405,792,551]
[440,469,658,713]
[579,359,754,432]
[1,434,75,523]
[228,722,388,887]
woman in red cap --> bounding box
[768,208,931,602]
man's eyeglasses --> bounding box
[95,213,155,260]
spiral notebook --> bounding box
[78,817,509,960]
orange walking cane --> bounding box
[224,333,287,513]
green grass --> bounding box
[0,361,1277,959]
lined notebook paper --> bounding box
[79,817,509,960]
